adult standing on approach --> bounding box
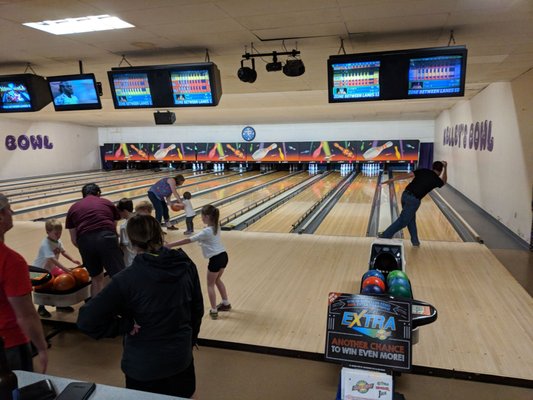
[147,174,185,230]
[65,183,125,297]
[77,214,203,398]
[379,161,447,246]
[0,193,48,372]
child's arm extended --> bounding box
[166,238,192,248]
[48,257,73,274]
[60,249,81,266]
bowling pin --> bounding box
[363,141,393,160]
[154,144,176,160]
[252,143,277,161]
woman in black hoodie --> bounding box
[77,214,204,398]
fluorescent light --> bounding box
[23,15,134,35]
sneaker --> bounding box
[167,225,179,231]
[183,231,192,235]
[209,310,218,320]
[216,302,231,312]
[412,242,421,247]
[38,306,51,318]
[56,306,75,313]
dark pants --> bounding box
[77,230,125,277]
[148,191,169,224]
[6,342,33,372]
[185,216,195,232]
[381,191,421,245]
[125,360,196,398]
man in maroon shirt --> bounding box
[66,183,125,297]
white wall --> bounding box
[435,82,531,242]
[0,118,99,180]
[98,120,435,144]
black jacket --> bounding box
[77,247,204,381]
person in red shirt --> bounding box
[0,193,48,372]
[65,183,125,297]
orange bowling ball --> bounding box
[71,267,90,285]
[170,202,184,212]
[53,273,76,292]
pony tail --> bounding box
[202,204,220,235]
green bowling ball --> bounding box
[388,283,412,299]
[386,270,408,283]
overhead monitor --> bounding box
[47,73,102,111]
[0,74,52,112]
[407,54,465,97]
[108,62,222,109]
[330,61,380,101]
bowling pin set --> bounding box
[339,163,354,176]
[361,163,381,176]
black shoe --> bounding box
[167,225,179,231]
[38,306,52,318]
[56,306,75,313]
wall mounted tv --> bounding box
[47,73,102,111]
[328,46,467,102]
[0,74,52,112]
[108,62,222,109]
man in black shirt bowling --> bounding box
[379,161,447,246]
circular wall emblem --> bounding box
[241,126,256,141]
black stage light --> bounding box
[283,59,305,77]
[266,53,282,72]
[238,59,257,83]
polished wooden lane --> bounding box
[315,174,378,237]
[9,223,531,381]
[393,176,462,242]
[245,173,344,233]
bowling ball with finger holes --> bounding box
[362,276,386,292]
[170,203,185,212]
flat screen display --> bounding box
[0,81,32,110]
[47,73,101,111]
[331,61,380,100]
[171,69,214,105]
[111,72,153,107]
[407,55,464,96]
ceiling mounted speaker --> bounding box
[283,59,305,77]
[154,111,175,125]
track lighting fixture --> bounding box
[237,58,257,83]
[237,46,304,83]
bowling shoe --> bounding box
[216,302,231,311]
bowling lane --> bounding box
[392,173,462,242]
[314,173,379,237]
[7,169,173,201]
[13,171,257,222]
[0,169,147,192]
[245,172,344,233]
[217,172,311,221]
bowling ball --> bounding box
[53,273,76,292]
[71,267,90,285]
[170,202,184,212]
[361,285,384,295]
[51,266,64,277]
[34,276,54,292]
[362,276,386,291]
[362,269,385,282]
[388,277,411,290]
[386,270,408,283]
[388,284,412,299]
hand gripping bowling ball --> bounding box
[170,202,185,212]
[362,269,385,282]
[362,276,386,292]
[53,273,76,292]
[71,267,90,286]
[361,285,384,295]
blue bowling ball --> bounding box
[362,269,385,282]
[361,284,384,295]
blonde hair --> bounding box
[135,200,154,215]
[45,219,62,232]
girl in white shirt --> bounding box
[167,205,230,320]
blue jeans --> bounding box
[148,191,170,224]
[381,191,421,245]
